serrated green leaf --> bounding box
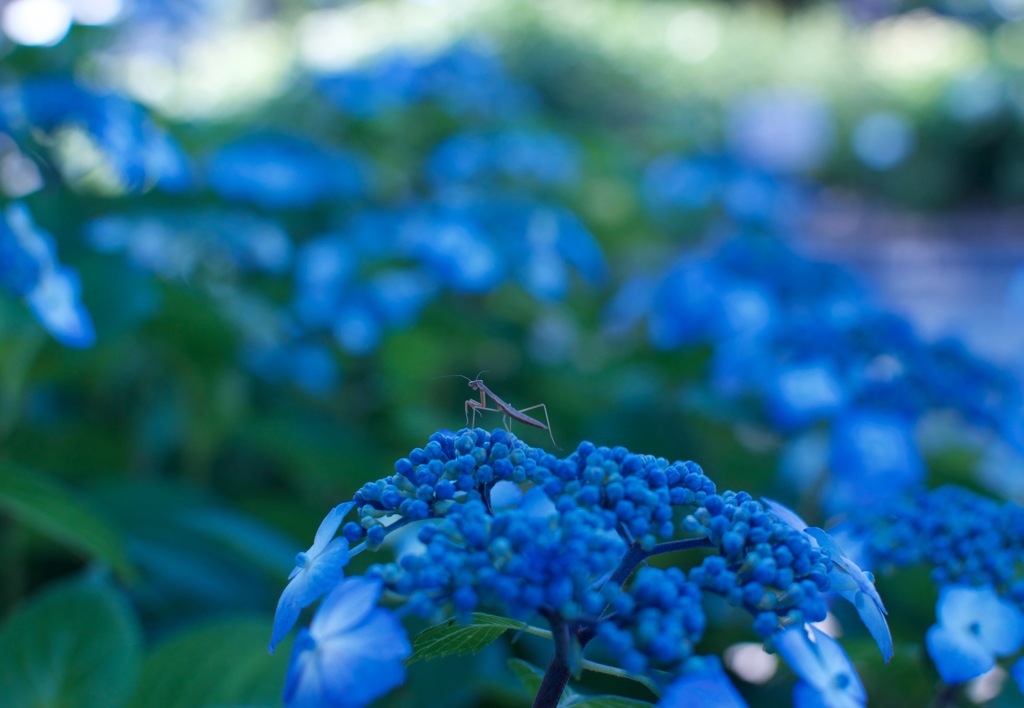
[569,696,655,708]
[0,462,136,580]
[407,612,527,664]
[0,574,142,708]
[128,616,287,708]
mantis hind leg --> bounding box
[516,403,560,450]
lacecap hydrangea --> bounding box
[271,429,890,707]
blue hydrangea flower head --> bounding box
[427,129,579,187]
[925,585,1024,684]
[206,133,363,209]
[6,78,189,193]
[774,624,866,708]
[283,576,411,707]
[763,498,892,663]
[270,502,355,652]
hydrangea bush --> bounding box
[1,2,1024,707]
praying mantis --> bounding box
[448,374,560,450]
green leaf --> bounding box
[128,616,287,708]
[0,462,136,580]
[508,658,546,696]
[407,612,527,664]
[0,574,142,708]
[568,697,655,708]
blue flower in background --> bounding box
[283,575,411,708]
[726,89,834,174]
[827,410,924,512]
[926,585,1024,684]
[775,625,866,708]
[290,196,607,356]
[427,129,579,187]
[270,502,355,652]
[1,203,95,347]
[642,154,808,226]
[766,362,846,431]
[316,41,534,119]
[0,78,190,193]
[86,209,292,279]
[206,134,363,209]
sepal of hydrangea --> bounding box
[925,585,1024,685]
[26,267,96,348]
[774,624,866,708]
[763,498,892,663]
[3,203,95,347]
[659,659,748,707]
[283,576,411,708]
[270,502,355,652]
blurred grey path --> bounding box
[792,193,1024,372]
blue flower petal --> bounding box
[660,665,748,707]
[926,622,993,685]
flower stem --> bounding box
[533,617,572,708]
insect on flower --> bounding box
[444,372,561,449]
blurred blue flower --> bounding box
[852,112,915,171]
[774,624,866,708]
[827,410,924,511]
[726,89,834,174]
[245,340,341,397]
[660,661,749,707]
[767,362,846,431]
[1,78,190,193]
[206,134,363,209]
[643,155,725,211]
[403,215,504,293]
[1,203,94,347]
[86,209,292,279]
[926,585,1024,684]
[427,129,579,187]
[763,498,892,663]
[642,154,807,226]
[316,42,534,119]
[270,502,355,652]
[283,576,411,707]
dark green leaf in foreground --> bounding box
[0,574,142,708]
[0,462,136,579]
[407,612,527,664]
[568,696,655,708]
[128,617,287,708]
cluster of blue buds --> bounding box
[271,429,890,707]
[841,484,1024,602]
[841,484,1024,688]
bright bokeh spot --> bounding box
[665,8,721,64]
[724,642,779,684]
[2,0,72,46]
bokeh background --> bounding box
[2,0,1024,705]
